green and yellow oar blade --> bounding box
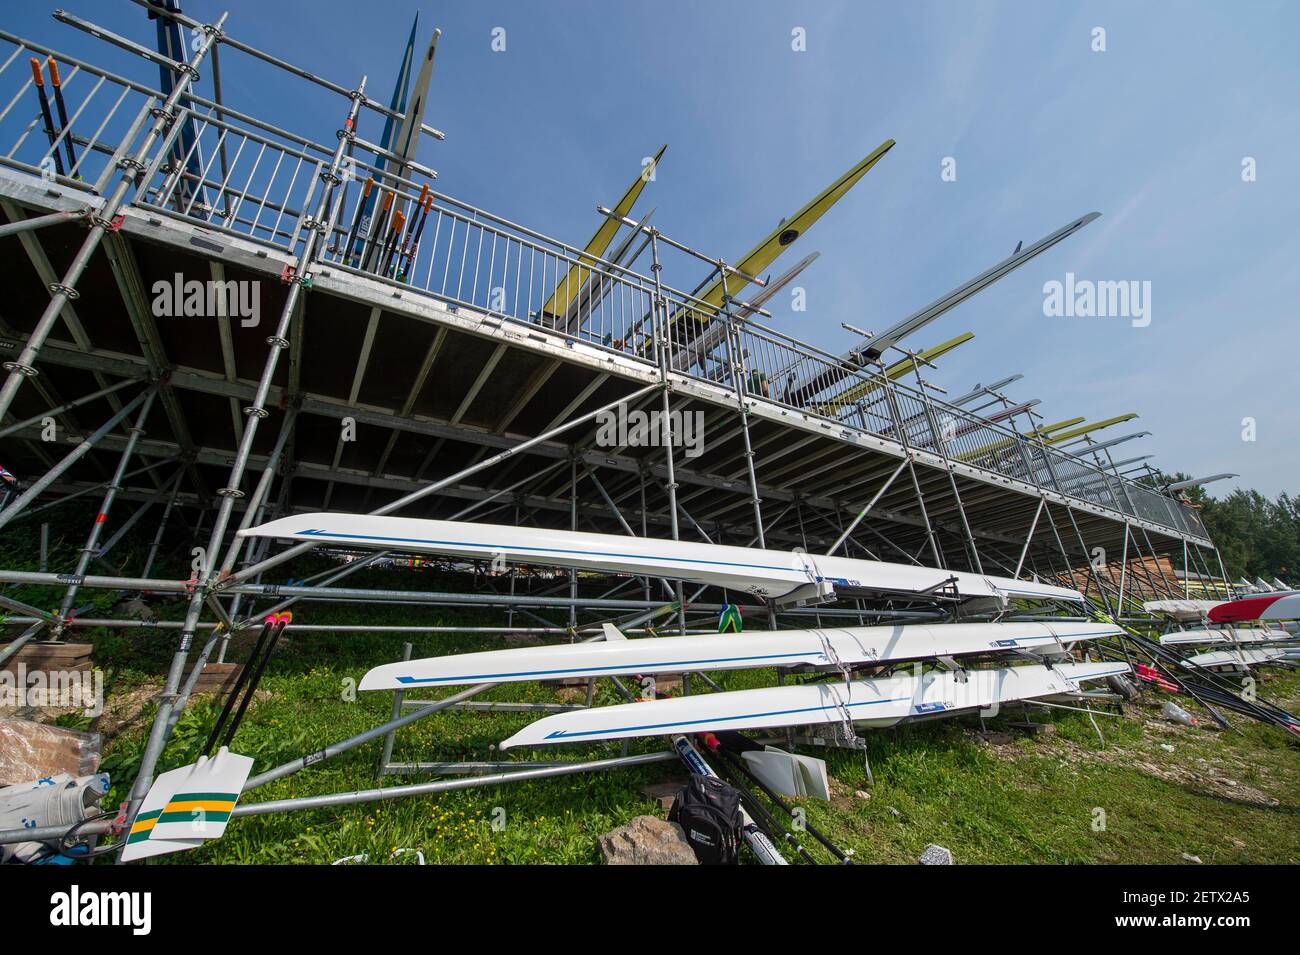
[683,138,896,323]
[541,144,666,321]
[957,436,1014,461]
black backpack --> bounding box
[668,775,743,865]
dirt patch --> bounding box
[826,773,857,811]
[1044,731,1279,808]
[91,682,271,742]
[93,683,162,740]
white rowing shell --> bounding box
[240,513,1082,605]
[499,661,1130,748]
[359,620,1121,690]
[1184,647,1297,668]
[1158,627,1289,646]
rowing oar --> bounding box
[202,618,273,757]
[710,736,855,864]
[29,57,64,177]
[380,200,404,275]
[394,182,428,266]
[201,612,291,756]
[398,192,433,282]
[46,57,78,176]
[359,189,394,272]
[672,735,787,865]
[219,612,292,749]
[713,750,819,865]
[380,208,406,278]
[1126,634,1234,730]
[371,196,399,274]
[341,176,373,264]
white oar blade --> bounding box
[121,748,253,861]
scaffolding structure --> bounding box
[0,6,1234,852]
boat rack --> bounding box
[0,6,1235,853]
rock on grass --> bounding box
[599,815,698,865]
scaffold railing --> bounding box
[0,23,1206,543]
[0,29,161,194]
[685,313,1208,539]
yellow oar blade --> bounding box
[683,138,896,323]
[541,144,667,320]
[959,419,1084,468]
[957,436,1017,461]
[1029,416,1086,437]
[815,332,973,412]
[1044,413,1138,445]
[883,331,974,381]
[961,413,1138,463]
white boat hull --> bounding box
[1143,599,1220,622]
[240,513,1082,606]
[1159,626,1289,646]
[1184,647,1297,669]
[359,620,1122,690]
[499,661,1130,748]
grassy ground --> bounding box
[29,593,1299,865]
[4,515,1297,864]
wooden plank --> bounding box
[0,642,93,676]
[183,662,244,699]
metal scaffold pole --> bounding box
[222,381,660,588]
[647,230,690,643]
[52,386,159,632]
[0,386,156,532]
[118,68,365,846]
[913,366,984,574]
[717,268,766,549]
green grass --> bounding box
[70,605,1300,865]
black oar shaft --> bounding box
[29,58,64,176]
[202,621,273,756]
[716,747,855,864]
[399,194,433,280]
[342,177,373,262]
[46,58,77,174]
[360,190,393,272]
[220,620,287,749]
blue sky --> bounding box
[8,1,1298,497]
